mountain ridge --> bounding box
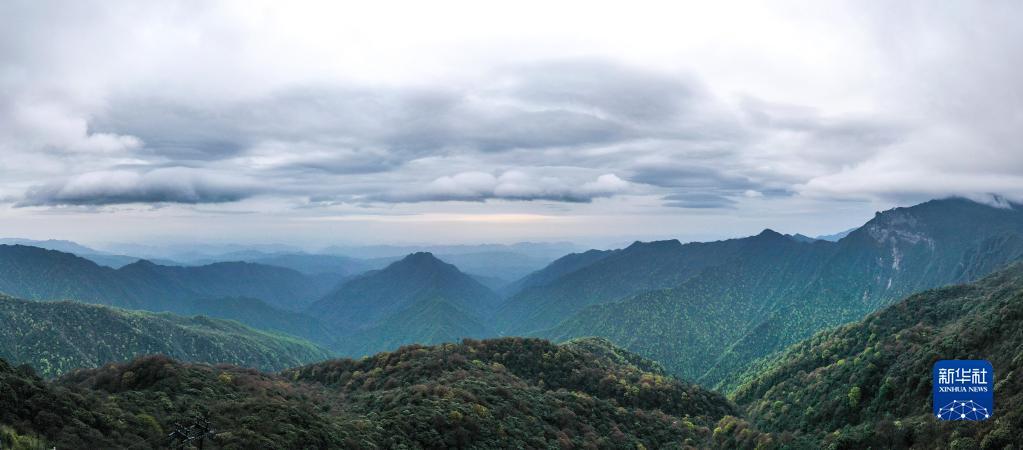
[0,244,341,312]
[537,197,1023,390]
[0,294,332,377]
[725,260,1023,448]
[309,252,500,352]
[0,337,735,449]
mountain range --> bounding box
[6,253,1023,450]
[0,245,343,312]
[521,198,1023,390]
[310,252,501,355]
[0,294,331,377]
[2,197,1023,448]
[5,197,1023,387]
[0,244,510,357]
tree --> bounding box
[847,387,861,409]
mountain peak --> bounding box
[310,249,499,334]
[755,229,784,238]
[395,251,451,269]
[403,251,439,261]
[119,259,159,270]
[788,233,818,243]
[624,239,683,252]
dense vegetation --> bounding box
[311,252,500,356]
[340,297,492,356]
[1,337,735,449]
[499,248,614,297]
[495,238,752,334]
[7,261,1023,448]
[724,261,1023,449]
[0,294,332,377]
[5,197,1023,448]
[174,296,339,347]
[0,245,349,349]
[537,199,1023,389]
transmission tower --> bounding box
[165,414,216,449]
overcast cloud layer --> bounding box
[1,0,1022,246]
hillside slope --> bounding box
[0,295,332,377]
[496,237,753,334]
[500,248,615,297]
[176,296,337,347]
[310,252,499,333]
[1,337,734,449]
[542,198,1023,389]
[727,262,1023,449]
[338,297,492,356]
[545,230,833,381]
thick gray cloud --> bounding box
[507,60,701,123]
[18,168,259,206]
[371,171,629,203]
[2,1,1023,245]
[661,193,737,209]
[630,163,759,190]
[94,86,631,161]
[15,58,729,208]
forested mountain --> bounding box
[116,259,343,310]
[0,337,734,449]
[495,237,756,334]
[0,245,341,312]
[315,250,555,289]
[0,294,332,377]
[172,297,337,348]
[5,198,1023,449]
[0,237,174,268]
[721,261,1023,449]
[6,264,1022,449]
[538,198,1023,390]
[545,230,833,382]
[338,297,492,356]
[499,248,614,297]
[469,273,511,291]
[310,252,500,334]
[0,238,102,255]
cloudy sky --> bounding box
[2,0,1021,248]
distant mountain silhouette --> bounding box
[815,227,856,242]
[0,245,345,348]
[495,233,772,334]
[0,245,340,311]
[309,252,500,354]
